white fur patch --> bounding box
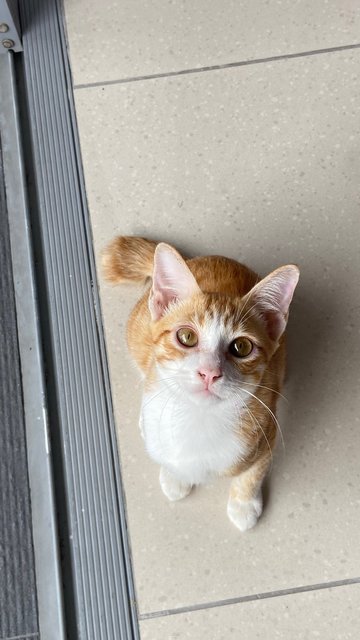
[141,311,256,486]
[227,492,263,532]
[142,387,248,485]
[159,466,192,501]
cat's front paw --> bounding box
[159,467,192,502]
[227,493,263,532]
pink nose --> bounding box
[198,368,222,387]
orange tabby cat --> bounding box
[102,237,299,532]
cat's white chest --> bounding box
[141,385,248,485]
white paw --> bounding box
[227,493,263,532]
[159,467,192,502]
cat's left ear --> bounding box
[149,243,201,320]
[244,265,299,342]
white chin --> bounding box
[189,388,222,405]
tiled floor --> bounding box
[64,2,360,637]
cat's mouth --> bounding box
[194,386,222,401]
[179,377,224,402]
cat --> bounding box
[102,236,299,532]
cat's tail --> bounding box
[102,236,157,284]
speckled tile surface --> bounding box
[140,584,360,639]
[64,0,360,85]
[71,49,360,618]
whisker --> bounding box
[240,387,285,453]
[237,299,259,326]
[155,375,184,383]
[142,381,178,408]
[246,405,274,471]
[143,359,189,407]
[158,388,176,427]
[233,393,274,468]
[240,380,288,402]
[235,277,261,326]
[240,401,260,459]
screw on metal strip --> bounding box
[2,39,15,48]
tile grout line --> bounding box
[73,42,360,90]
[138,577,360,620]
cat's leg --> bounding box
[159,466,192,501]
[227,454,270,532]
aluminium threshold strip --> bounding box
[9,0,140,638]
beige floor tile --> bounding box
[73,50,360,614]
[64,0,360,85]
[140,584,360,640]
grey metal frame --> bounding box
[0,52,65,640]
[3,0,140,637]
[0,0,22,52]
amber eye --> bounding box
[229,337,253,358]
[176,328,198,348]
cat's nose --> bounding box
[198,368,223,387]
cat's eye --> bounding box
[229,337,253,358]
[176,328,198,348]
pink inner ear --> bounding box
[276,273,299,315]
[149,244,201,320]
[262,310,286,342]
[247,265,299,342]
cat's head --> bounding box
[148,244,299,406]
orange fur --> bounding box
[102,236,157,284]
[102,235,298,531]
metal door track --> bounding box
[0,0,140,637]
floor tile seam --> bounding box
[73,42,360,90]
[138,577,360,620]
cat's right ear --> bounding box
[149,243,201,321]
[243,264,299,342]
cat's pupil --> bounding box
[177,328,198,347]
[229,337,253,358]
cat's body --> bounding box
[142,381,249,486]
[103,236,299,531]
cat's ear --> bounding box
[244,265,299,342]
[149,243,201,320]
